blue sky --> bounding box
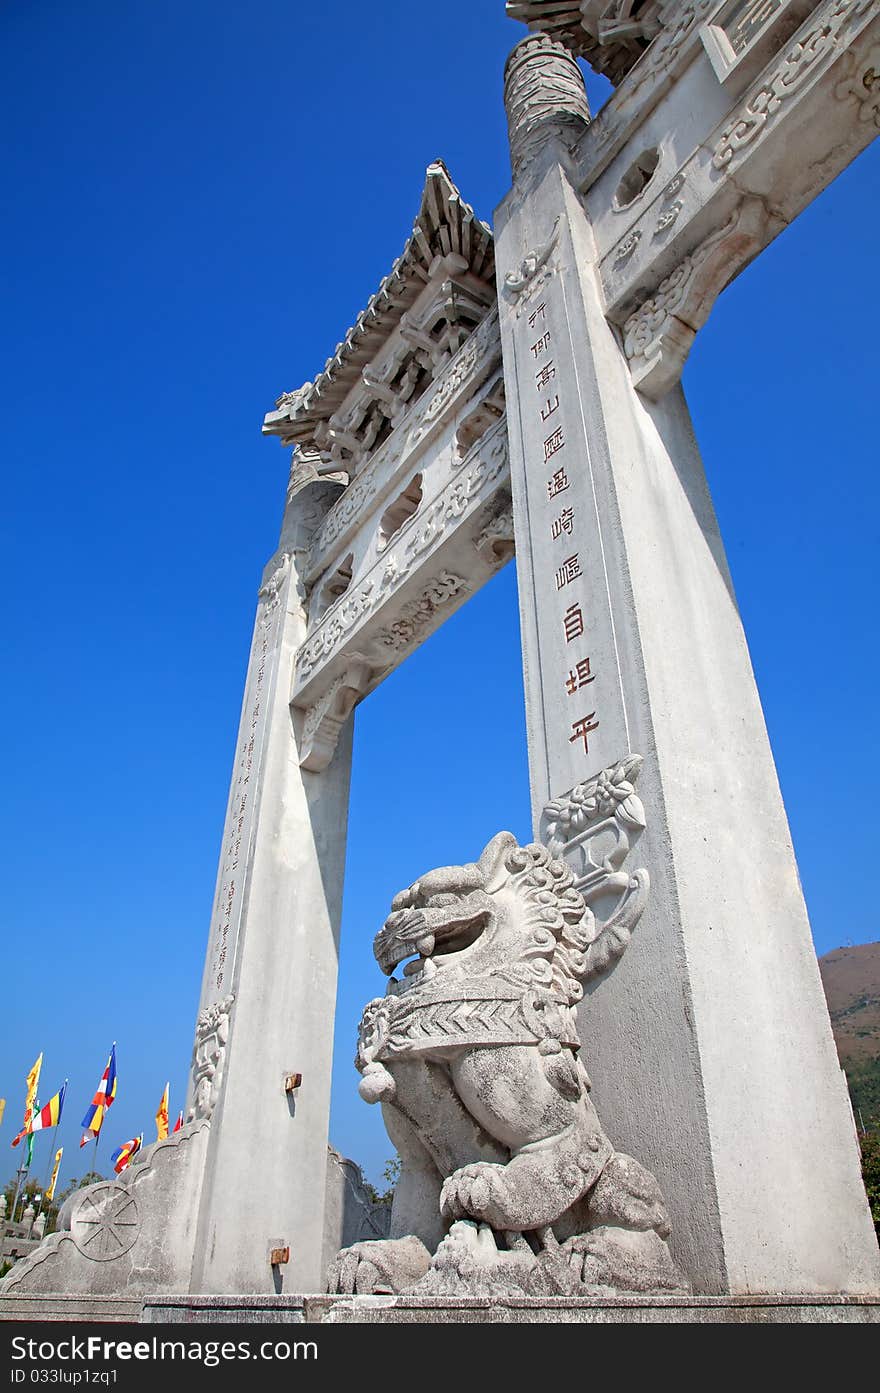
[1,1,878,1194]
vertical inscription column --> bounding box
[195,554,292,1021]
[500,225,631,816]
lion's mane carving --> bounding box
[329,831,685,1298]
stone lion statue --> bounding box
[328,831,686,1297]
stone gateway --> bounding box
[3,1,879,1322]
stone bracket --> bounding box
[581,0,880,399]
[298,655,373,772]
[621,199,768,401]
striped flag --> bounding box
[45,1148,63,1202]
[11,1082,66,1145]
[155,1083,169,1141]
[80,1044,117,1147]
[111,1134,142,1175]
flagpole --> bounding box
[10,1158,29,1225]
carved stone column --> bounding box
[504,34,591,182]
[187,468,354,1294]
[496,46,879,1294]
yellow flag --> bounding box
[0,1098,5,1127]
[45,1147,63,1202]
[24,1054,43,1128]
[155,1082,169,1141]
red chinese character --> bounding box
[555,554,581,590]
[530,331,551,358]
[551,507,574,540]
[547,468,569,500]
[565,658,595,694]
[570,713,599,753]
[543,427,565,462]
[535,361,556,391]
[563,604,585,643]
[528,302,547,329]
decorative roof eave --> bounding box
[263,161,494,449]
[506,0,668,86]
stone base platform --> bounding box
[0,1293,142,1323]
[2,1292,877,1324]
[146,1293,880,1324]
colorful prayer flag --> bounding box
[111,1134,142,1175]
[11,1081,66,1145]
[172,1111,183,1134]
[45,1147,63,1202]
[80,1044,117,1147]
[155,1082,169,1141]
[12,1054,43,1147]
[29,1081,66,1133]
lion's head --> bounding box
[373,832,598,1006]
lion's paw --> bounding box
[440,1162,513,1229]
[326,1236,431,1295]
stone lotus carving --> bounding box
[188,994,235,1123]
[328,831,685,1298]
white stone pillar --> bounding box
[188,473,354,1294]
[496,37,879,1295]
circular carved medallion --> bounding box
[70,1184,140,1261]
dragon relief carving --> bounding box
[328,809,686,1299]
[188,994,235,1123]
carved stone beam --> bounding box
[291,420,511,753]
[583,0,880,398]
[305,307,503,585]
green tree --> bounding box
[2,1177,60,1235]
[860,1125,880,1240]
[56,1171,105,1206]
[362,1155,400,1209]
